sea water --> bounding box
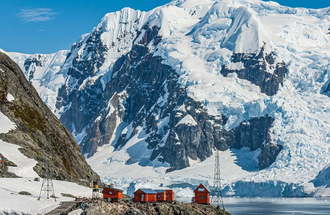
[223,198,330,215]
[176,197,330,215]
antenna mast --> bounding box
[38,119,56,201]
[211,139,225,211]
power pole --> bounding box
[38,119,56,201]
[211,140,225,211]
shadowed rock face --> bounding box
[326,82,330,93]
[77,25,282,172]
[0,153,17,178]
[23,56,43,83]
[0,52,99,184]
[221,45,286,96]
[55,28,109,135]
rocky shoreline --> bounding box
[85,199,230,215]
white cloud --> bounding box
[17,8,57,22]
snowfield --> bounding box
[0,178,92,215]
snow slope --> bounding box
[0,178,91,214]
[0,112,92,214]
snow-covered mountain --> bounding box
[4,0,330,197]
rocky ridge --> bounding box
[0,52,99,184]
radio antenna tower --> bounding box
[38,119,56,201]
[211,139,225,211]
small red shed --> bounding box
[134,189,157,202]
[194,184,210,204]
[155,189,174,202]
[103,187,123,202]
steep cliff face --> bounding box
[56,8,147,135]
[0,52,99,184]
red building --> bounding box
[155,189,174,202]
[103,187,123,202]
[133,189,157,202]
[194,184,210,204]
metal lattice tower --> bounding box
[38,120,56,201]
[211,140,225,211]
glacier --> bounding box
[2,0,330,198]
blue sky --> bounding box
[1,0,328,54]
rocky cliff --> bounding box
[0,52,99,184]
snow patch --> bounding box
[176,114,198,126]
[0,141,38,178]
[6,93,14,102]
[0,112,15,133]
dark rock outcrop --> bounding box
[0,153,17,178]
[0,52,99,184]
[326,82,330,93]
[221,44,286,96]
[258,142,282,170]
[23,55,43,82]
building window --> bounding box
[110,192,112,194]
[201,196,205,199]
[158,195,160,198]
[198,188,205,191]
